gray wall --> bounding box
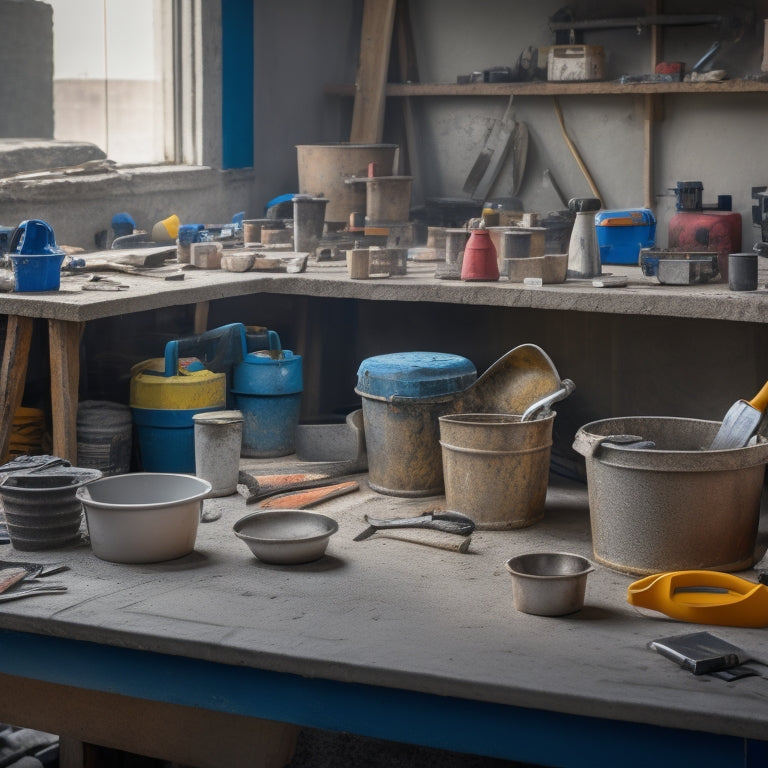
[253,0,768,250]
[0,0,54,139]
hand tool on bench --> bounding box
[362,529,473,553]
[709,380,768,450]
[354,509,475,542]
[240,469,362,504]
[258,480,360,510]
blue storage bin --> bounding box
[595,208,656,265]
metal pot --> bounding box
[573,416,768,576]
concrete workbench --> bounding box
[0,471,767,768]
[2,257,768,469]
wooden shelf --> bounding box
[327,78,768,98]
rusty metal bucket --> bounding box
[356,344,565,498]
[573,416,768,576]
[439,413,554,530]
[296,143,398,226]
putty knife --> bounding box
[710,380,768,450]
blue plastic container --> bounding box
[595,208,656,265]
[131,406,223,473]
[355,352,477,497]
[8,219,66,291]
[232,350,303,457]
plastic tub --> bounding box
[77,472,211,563]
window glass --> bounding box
[50,0,170,164]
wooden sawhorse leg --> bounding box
[0,315,34,463]
[48,319,84,464]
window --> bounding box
[49,0,197,165]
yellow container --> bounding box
[130,357,226,410]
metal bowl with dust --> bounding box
[505,552,593,616]
[233,510,338,564]
[76,473,212,564]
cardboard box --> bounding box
[547,45,605,82]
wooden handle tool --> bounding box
[368,529,472,553]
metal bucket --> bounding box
[355,352,477,497]
[573,416,768,576]
[296,143,398,225]
[439,413,554,529]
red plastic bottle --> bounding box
[460,226,499,281]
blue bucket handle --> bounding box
[163,322,250,377]
[9,219,64,256]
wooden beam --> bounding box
[0,673,299,768]
[644,0,661,210]
[48,319,84,463]
[0,315,34,462]
[350,0,397,143]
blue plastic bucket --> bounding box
[232,350,303,457]
[10,253,65,292]
[131,405,223,473]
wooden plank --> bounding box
[328,78,768,97]
[48,319,83,463]
[644,0,661,211]
[350,0,397,143]
[0,673,298,768]
[395,0,423,204]
[0,315,33,462]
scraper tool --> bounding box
[709,380,768,450]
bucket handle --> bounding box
[572,432,655,458]
[162,322,250,377]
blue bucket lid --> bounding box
[356,352,476,399]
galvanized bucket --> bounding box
[573,416,768,576]
[439,413,554,530]
[355,352,477,497]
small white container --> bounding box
[193,410,243,496]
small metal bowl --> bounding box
[233,509,338,564]
[505,552,593,616]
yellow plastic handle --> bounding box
[748,380,768,412]
[627,570,768,627]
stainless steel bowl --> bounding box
[505,552,593,616]
[233,510,338,564]
[76,473,212,564]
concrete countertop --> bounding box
[1,469,767,743]
[0,259,766,324]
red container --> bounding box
[667,211,742,282]
[461,228,499,281]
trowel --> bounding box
[709,380,768,450]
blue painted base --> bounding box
[0,630,765,768]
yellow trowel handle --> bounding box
[749,380,768,413]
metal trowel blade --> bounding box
[710,380,768,450]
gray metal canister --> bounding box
[355,352,477,497]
